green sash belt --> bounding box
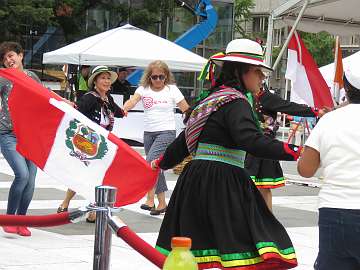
[194,143,246,168]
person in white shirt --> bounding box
[298,68,360,270]
[124,60,189,215]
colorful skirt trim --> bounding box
[251,176,285,189]
[156,159,297,270]
[156,242,297,270]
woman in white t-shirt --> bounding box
[124,60,189,215]
[298,69,360,270]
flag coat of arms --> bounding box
[0,68,158,206]
[285,31,334,108]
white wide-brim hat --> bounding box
[210,39,273,72]
[88,66,118,88]
[344,68,360,90]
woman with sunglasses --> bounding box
[123,60,189,215]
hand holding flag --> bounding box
[0,68,158,207]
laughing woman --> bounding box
[0,42,41,237]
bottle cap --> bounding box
[171,237,192,248]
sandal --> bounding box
[57,206,68,213]
[150,207,167,216]
[140,204,155,211]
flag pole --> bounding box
[282,79,290,141]
[264,13,274,88]
[272,0,309,71]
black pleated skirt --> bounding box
[155,160,297,270]
[245,154,285,189]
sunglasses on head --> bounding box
[150,74,166,81]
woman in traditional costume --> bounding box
[151,39,300,270]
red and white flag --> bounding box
[285,31,334,108]
[0,68,158,207]
[333,36,344,102]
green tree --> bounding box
[0,0,55,42]
[234,0,255,37]
[54,0,89,42]
[55,0,174,42]
[0,0,173,43]
[300,31,335,67]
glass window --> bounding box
[86,9,111,34]
[168,6,195,41]
[206,1,234,50]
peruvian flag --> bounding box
[285,31,334,108]
[0,68,158,207]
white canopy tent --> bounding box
[266,0,360,69]
[273,0,360,35]
[43,24,207,72]
[319,50,360,102]
[320,50,360,87]
[43,24,207,143]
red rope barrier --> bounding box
[0,212,71,227]
[116,226,166,269]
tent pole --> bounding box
[265,13,274,88]
[265,13,274,67]
[272,0,309,71]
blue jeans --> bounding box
[0,132,37,215]
[314,208,360,270]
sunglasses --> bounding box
[150,74,166,81]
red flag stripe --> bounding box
[105,133,157,207]
[5,69,64,169]
[288,32,334,108]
